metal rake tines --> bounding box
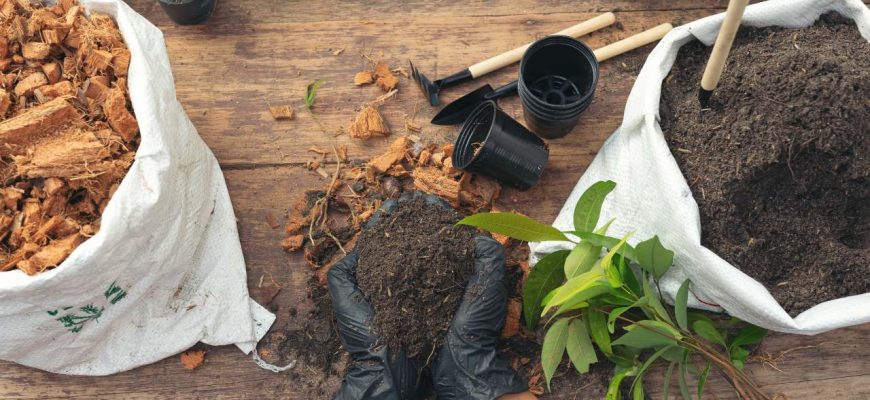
[409,61,441,106]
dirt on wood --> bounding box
[355,196,476,358]
[661,14,869,315]
[0,0,138,276]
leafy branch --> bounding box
[458,180,769,400]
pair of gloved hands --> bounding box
[327,193,528,400]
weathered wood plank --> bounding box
[128,0,739,27]
[147,10,711,166]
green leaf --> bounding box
[612,320,680,349]
[675,280,690,331]
[304,79,324,108]
[574,232,637,261]
[729,325,768,349]
[632,378,644,400]
[564,241,600,280]
[692,319,726,348]
[588,310,612,355]
[523,250,569,330]
[730,345,751,370]
[605,366,636,400]
[662,362,676,400]
[566,318,598,374]
[542,270,608,316]
[542,318,571,390]
[599,233,633,288]
[677,364,691,400]
[617,253,642,295]
[458,213,570,242]
[642,273,674,325]
[608,297,648,333]
[573,180,616,233]
[697,361,712,399]
[634,235,674,280]
[629,345,675,398]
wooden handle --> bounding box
[593,23,673,62]
[701,0,750,91]
[467,12,616,78]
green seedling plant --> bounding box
[458,181,769,400]
[304,79,324,109]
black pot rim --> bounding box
[453,100,496,170]
[519,35,599,112]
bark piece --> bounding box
[501,299,522,338]
[412,166,460,207]
[0,97,80,156]
[348,104,389,139]
[269,105,294,120]
[111,47,130,77]
[34,80,75,102]
[353,71,373,86]
[373,61,398,92]
[103,87,138,141]
[14,128,111,178]
[16,233,83,275]
[22,42,51,61]
[281,234,305,252]
[0,88,10,116]
[180,350,206,370]
[83,77,110,103]
[368,136,409,173]
[85,49,112,75]
[41,61,62,83]
[42,29,62,45]
[14,72,48,98]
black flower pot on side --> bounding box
[452,101,549,190]
[159,0,217,25]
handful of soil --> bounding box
[356,196,476,357]
[661,14,869,315]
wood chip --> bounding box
[269,105,295,120]
[368,136,408,173]
[103,87,138,141]
[22,42,51,61]
[13,128,112,178]
[41,61,61,83]
[501,299,522,337]
[16,233,83,275]
[348,104,390,139]
[281,234,305,252]
[34,80,75,102]
[336,144,348,162]
[353,71,373,86]
[14,72,48,98]
[0,97,80,156]
[180,350,206,370]
[412,166,460,207]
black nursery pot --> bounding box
[159,0,217,25]
[452,101,549,190]
[518,35,599,139]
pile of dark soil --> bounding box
[661,14,869,315]
[356,196,476,357]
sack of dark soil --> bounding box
[531,0,870,335]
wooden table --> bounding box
[2,1,869,398]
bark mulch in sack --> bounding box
[0,0,138,275]
[661,14,869,315]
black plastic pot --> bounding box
[452,101,549,190]
[518,35,599,139]
[159,0,216,25]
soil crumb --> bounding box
[661,14,869,315]
[356,196,475,357]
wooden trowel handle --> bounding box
[701,0,750,91]
[593,23,673,62]
[468,12,616,78]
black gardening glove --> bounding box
[327,196,422,400]
[431,234,528,399]
[327,250,419,400]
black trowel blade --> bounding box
[431,84,494,126]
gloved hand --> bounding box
[431,234,528,400]
[328,192,527,400]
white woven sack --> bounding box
[531,0,870,335]
[0,0,274,374]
